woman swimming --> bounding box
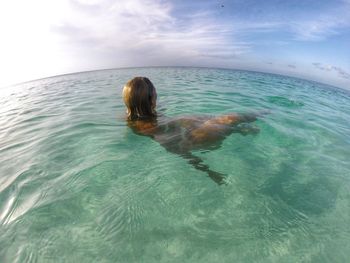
[122,77,261,185]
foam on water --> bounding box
[1,68,350,262]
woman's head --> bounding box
[123,77,157,120]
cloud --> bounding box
[313,63,350,79]
[289,14,349,41]
[288,64,296,69]
[229,0,350,42]
[290,0,350,41]
[312,63,332,71]
[333,66,350,80]
[290,22,337,41]
[51,0,250,68]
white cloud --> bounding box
[51,0,250,68]
[0,0,253,87]
[313,63,350,80]
[289,15,348,41]
[229,1,350,42]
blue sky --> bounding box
[0,0,349,89]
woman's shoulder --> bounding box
[128,118,158,136]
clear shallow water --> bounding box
[1,67,350,262]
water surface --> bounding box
[1,68,350,262]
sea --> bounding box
[1,67,350,262]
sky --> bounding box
[0,0,349,90]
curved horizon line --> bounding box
[4,65,348,93]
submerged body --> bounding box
[128,114,258,152]
[123,77,260,184]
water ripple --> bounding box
[1,68,350,262]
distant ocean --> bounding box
[1,67,349,262]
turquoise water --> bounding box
[1,67,350,262]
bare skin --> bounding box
[128,113,260,185]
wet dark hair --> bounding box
[123,77,157,120]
